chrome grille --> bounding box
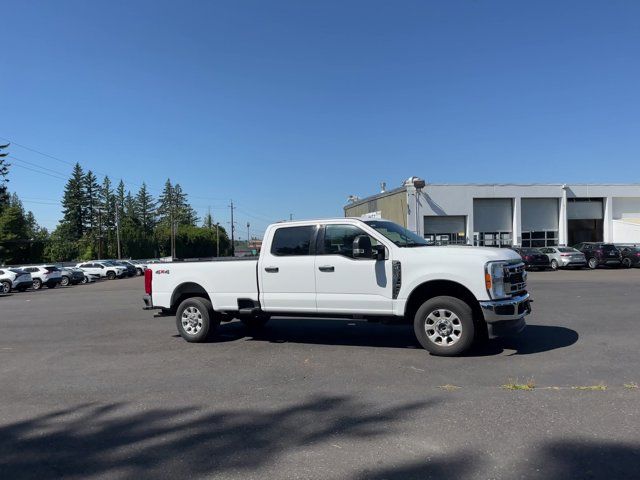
[504,262,526,296]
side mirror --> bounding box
[372,244,386,261]
[352,235,372,258]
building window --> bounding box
[473,232,512,247]
[424,232,467,245]
[522,230,558,247]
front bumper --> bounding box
[479,293,531,336]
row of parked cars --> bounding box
[0,259,150,294]
[511,243,640,270]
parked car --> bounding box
[574,242,622,269]
[510,247,552,270]
[143,218,532,356]
[539,247,587,270]
[619,245,640,268]
[127,260,146,276]
[0,268,33,293]
[20,265,63,290]
[75,261,127,280]
[111,260,137,277]
[59,266,86,286]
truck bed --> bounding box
[150,258,260,311]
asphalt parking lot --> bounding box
[1,270,639,480]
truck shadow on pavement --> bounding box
[0,396,433,480]
[213,320,579,357]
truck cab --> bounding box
[144,218,531,356]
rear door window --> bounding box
[271,226,315,256]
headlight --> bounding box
[485,261,507,299]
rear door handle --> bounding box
[318,265,335,272]
[265,266,279,273]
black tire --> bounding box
[550,259,558,271]
[106,270,116,280]
[32,278,42,290]
[622,258,632,268]
[241,315,271,330]
[588,257,598,269]
[136,268,143,276]
[413,296,475,356]
[1,280,11,294]
[61,276,70,287]
[176,297,219,343]
[81,276,89,284]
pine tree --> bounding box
[60,163,86,240]
[173,183,199,226]
[157,179,174,228]
[135,182,156,237]
[84,170,100,234]
[99,176,116,257]
[0,143,11,212]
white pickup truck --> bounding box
[143,218,531,355]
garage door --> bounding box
[424,216,466,244]
[473,199,513,247]
[522,198,559,247]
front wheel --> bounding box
[1,280,11,293]
[413,296,475,356]
[106,271,116,280]
[61,276,70,286]
[176,297,219,342]
[622,258,632,268]
[136,268,143,276]
[588,258,598,269]
[33,278,42,290]
[550,259,558,271]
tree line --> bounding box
[0,144,231,264]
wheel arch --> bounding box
[404,279,482,323]
[170,282,212,313]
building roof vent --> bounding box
[380,182,386,193]
[347,195,360,203]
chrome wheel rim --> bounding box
[425,309,462,346]
[181,306,204,335]
[1,282,10,293]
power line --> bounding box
[9,163,67,181]
[9,155,71,178]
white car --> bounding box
[0,268,33,293]
[76,261,127,280]
[19,266,63,290]
[143,218,532,356]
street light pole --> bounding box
[216,222,220,257]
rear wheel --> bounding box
[588,257,598,269]
[1,280,11,293]
[413,296,475,356]
[176,297,219,342]
[550,259,559,271]
[61,276,70,286]
[622,258,632,268]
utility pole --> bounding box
[115,204,122,259]
[215,222,220,257]
[97,208,103,259]
[229,200,236,257]
[247,222,250,246]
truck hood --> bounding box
[400,245,522,263]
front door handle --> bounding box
[265,266,279,273]
[318,265,335,272]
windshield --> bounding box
[364,220,429,247]
[558,247,577,253]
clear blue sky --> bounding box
[2,0,639,236]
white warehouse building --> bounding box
[343,178,640,247]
